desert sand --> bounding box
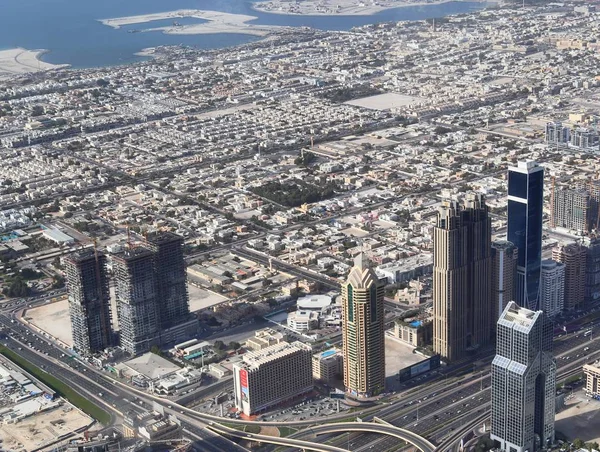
[0,48,68,80]
[100,9,281,37]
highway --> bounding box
[4,290,600,452]
[209,423,348,452]
[284,323,600,452]
[0,314,247,452]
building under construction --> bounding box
[65,249,113,355]
[66,232,197,357]
[113,247,161,356]
[146,232,190,330]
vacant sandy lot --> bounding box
[385,334,427,378]
[346,93,426,111]
[0,403,91,452]
[556,390,600,443]
[25,299,73,347]
[188,284,229,312]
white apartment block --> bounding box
[233,341,313,416]
[540,260,565,318]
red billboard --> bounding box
[240,369,248,389]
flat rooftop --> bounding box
[241,341,310,369]
[501,302,537,328]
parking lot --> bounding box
[556,389,600,443]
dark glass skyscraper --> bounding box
[491,301,555,452]
[508,161,544,310]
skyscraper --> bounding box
[584,237,600,305]
[433,193,492,361]
[491,240,518,335]
[552,243,587,311]
[491,301,555,452]
[507,161,544,310]
[146,232,190,329]
[65,249,113,355]
[342,253,385,398]
[540,260,565,318]
[113,247,160,356]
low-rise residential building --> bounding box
[584,361,600,396]
[287,310,320,331]
[312,349,343,383]
[394,319,433,348]
[123,410,181,441]
[245,328,287,351]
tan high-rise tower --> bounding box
[433,193,492,362]
[552,243,587,311]
[342,254,385,399]
[491,241,518,336]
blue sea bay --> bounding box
[0,0,487,69]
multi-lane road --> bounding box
[4,290,600,452]
[283,322,600,452]
[0,313,247,452]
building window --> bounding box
[347,285,354,322]
[370,284,377,322]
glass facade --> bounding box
[508,172,528,199]
[347,285,354,322]
[491,302,555,452]
[507,164,544,310]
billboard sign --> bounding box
[239,369,249,402]
[410,360,431,377]
[398,355,441,382]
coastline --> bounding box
[99,9,280,37]
[0,48,69,80]
[250,0,487,16]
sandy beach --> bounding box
[0,48,68,80]
[100,9,281,37]
[252,0,483,15]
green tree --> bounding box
[434,125,452,135]
[229,341,241,351]
[213,340,225,351]
[573,439,586,450]
[150,345,163,356]
[2,277,31,297]
[52,275,65,289]
[20,268,41,280]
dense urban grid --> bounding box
[2,1,600,452]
